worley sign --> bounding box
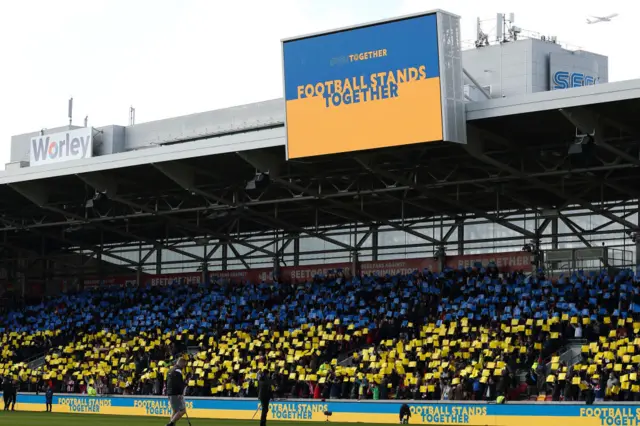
[30,128,93,166]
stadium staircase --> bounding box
[545,339,586,370]
[338,353,356,367]
[26,353,47,371]
[515,339,586,383]
[337,341,376,367]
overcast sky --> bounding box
[0,0,632,167]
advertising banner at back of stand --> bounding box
[29,128,93,166]
[84,251,533,288]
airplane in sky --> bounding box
[586,13,618,24]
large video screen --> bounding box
[282,13,444,159]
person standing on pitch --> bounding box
[6,379,17,411]
[45,385,54,412]
[2,376,11,411]
[166,358,188,426]
[258,371,274,426]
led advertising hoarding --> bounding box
[8,393,640,425]
[282,11,464,159]
[29,127,93,166]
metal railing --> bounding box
[26,354,47,371]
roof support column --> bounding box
[221,243,228,271]
[137,242,143,286]
[201,243,209,284]
[293,235,300,267]
[549,217,560,271]
[352,250,359,279]
[273,255,280,281]
[273,230,280,278]
[371,227,379,261]
[96,250,102,284]
[455,221,463,256]
[156,248,162,275]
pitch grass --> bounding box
[0,412,388,426]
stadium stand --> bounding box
[2,264,640,403]
[3,8,640,426]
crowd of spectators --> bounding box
[2,264,640,403]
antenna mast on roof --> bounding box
[475,13,521,47]
[475,17,489,47]
[68,97,73,126]
[129,106,136,125]
[497,13,521,42]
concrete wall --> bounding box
[461,38,608,98]
[462,39,535,98]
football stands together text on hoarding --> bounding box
[8,393,639,425]
[83,252,532,288]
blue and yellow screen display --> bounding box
[283,13,443,159]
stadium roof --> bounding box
[2,80,640,258]
[466,78,640,120]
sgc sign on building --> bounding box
[30,128,93,167]
[549,51,604,90]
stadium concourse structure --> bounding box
[1,81,640,302]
